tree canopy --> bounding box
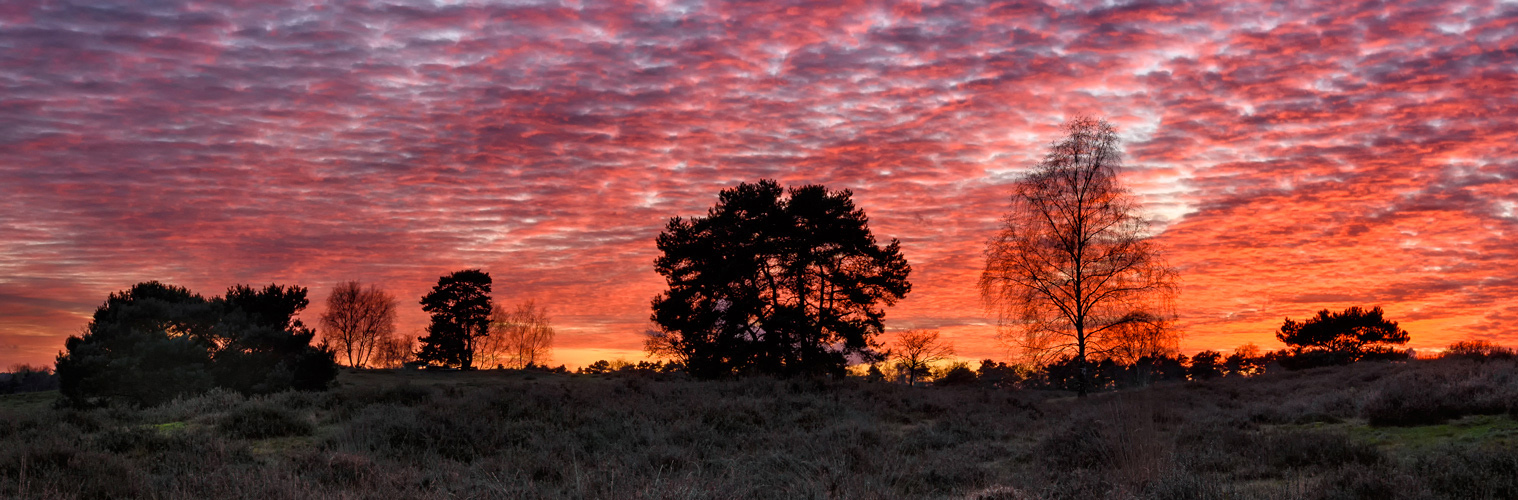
[979,117,1177,397]
[417,269,494,369]
[649,179,912,378]
[56,281,337,406]
[1276,305,1410,362]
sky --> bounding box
[2,0,1516,370]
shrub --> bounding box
[1415,445,1518,499]
[935,363,978,386]
[1443,340,1516,361]
[218,403,314,439]
[1309,462,1426,500]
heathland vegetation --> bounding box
[9,117,1515,497]
[3,352,1517,499]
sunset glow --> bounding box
[2,0,1515,369]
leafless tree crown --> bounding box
[480,300,555,369]
[892,328,955,386]
[319,281,397,368]
[979,117,1178,378]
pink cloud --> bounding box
[1,0,1515,369]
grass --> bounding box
[0,360,1513,498]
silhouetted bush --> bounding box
[935,363,978,386]
[56,281,337,407]
[1443,340,1516,361]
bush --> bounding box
[1444,340,1516,361]
[1415,445,1518,499]
[935,363,978,386]
[218,403,314,439]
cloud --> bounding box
[1,0,1515,367]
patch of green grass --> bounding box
[1350,414,1518,452]
[0,390,57,413]
[153,421,188,433]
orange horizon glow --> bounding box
[2,0,1516,371]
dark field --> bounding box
[2,359,1516,499]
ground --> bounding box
[1,358,1515,499]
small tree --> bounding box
[319,281,397,368]
[417,270,493,369]
[481,300,555,369]
[892,329,955,385]
[1188,350,1224,380]
[373,333,417,368]
[980,117,1177,397]
[1276,306,1409,363]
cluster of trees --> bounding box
[56,282,338,406]
[316,270,557,371]
[54,270,561,406]
[639,118,1434,394]
[54,117,1459,403]
[643,118,1177,395]
[0,364,58,394]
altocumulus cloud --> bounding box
[1,0,1515,367]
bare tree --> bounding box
[891,329,955,386]
[319,281,397,368]
[979,117,1177,397]
[481,300,555,369]
[373,333,417,368]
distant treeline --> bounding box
[571,338,1515,394]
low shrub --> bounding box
[1414,445,1518,499]
[217,403,313,439]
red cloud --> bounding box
[1,0,1515,369]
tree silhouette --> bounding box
[56,281,336,406]
[213,283,338,393]
[1276,306,1409,364]
[417,269,493,369]
[892,329,954,386]
[57,282,217,406]
[320,281,397,367]
[650,180,912,378]
[481,300,555,369]
[979,117,1177,397]
[1189,350,1224,380]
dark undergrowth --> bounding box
[0,358,1514,499]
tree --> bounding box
[1188,350,1224,380]
[319,281,397,367]
[1276,306,1410,364]
[417,269,493,369]
[979,117,1177,397]
[891,329,955,386]
[1442,339,1515,361]
[373,333,417,368]
[56,281,337,407]
[650,180,912,378]
[480,300,555,369]
[212,283,338,393]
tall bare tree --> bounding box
[979,117,1177,397]
[892,329,955,386]
[481,300,555,369]
[319,281,397,368]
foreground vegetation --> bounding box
[2,358,1516,499]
